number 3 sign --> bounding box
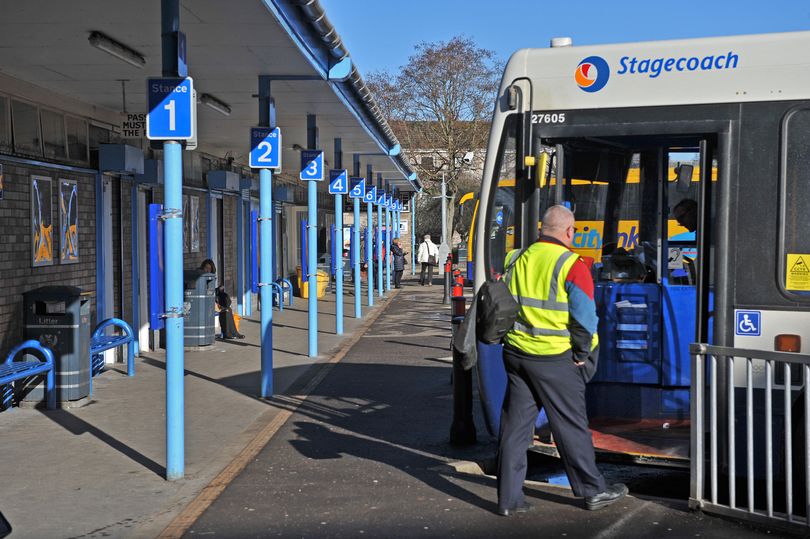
[250,127,282,169]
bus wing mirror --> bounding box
[676,164,693,193]
[506,87,519,110]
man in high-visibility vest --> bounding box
[496,205,627,515]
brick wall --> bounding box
[0,159,96,357]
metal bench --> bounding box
[90,318,135,394]
[0,340,55,410]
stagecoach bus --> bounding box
[473,31,810,464]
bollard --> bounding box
[450,294,476,445]
[451,269,463,297]
[442,255,452,305]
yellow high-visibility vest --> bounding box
[503,241,598,356]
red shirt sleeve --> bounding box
[565,258,594,300]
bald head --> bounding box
[541,205,576,246]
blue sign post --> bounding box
[385,193,392,292]
[147,72,195,481]
[375,189,384,298]
[330,168,348,335]
[364,184,375,307]
[250,124,279,398]
[350,177,364,318]
[301,148,322,357]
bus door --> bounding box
[547,137,716,423]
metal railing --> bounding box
[690,343,810,532]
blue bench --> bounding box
[90,318,134,394]
[0,340,55,410]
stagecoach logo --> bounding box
[575,56,610,93]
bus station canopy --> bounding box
[0,0,419,191]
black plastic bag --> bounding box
[453,298,478,370]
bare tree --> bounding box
[368,36,501,247]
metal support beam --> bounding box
[411,194,416,275]
[385,181,391,292]
[353,154,362,319]
[307,114,319,357]
[366,163,374,307]
[334,138,344,335]
[161,0,184,482]
[236,197,244,316]
[376,174,383,297]
[258,74,274,397]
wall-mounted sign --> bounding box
[122,112,146,139]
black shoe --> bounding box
[496,501,533,517]
[584,483,628,511]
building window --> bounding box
[11,99,42,157]
[779,107,810,298]
[41,108,67,159]
[65,116,88,162]
[0,95,10,152]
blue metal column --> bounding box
[352,155,362,318]
[163,142,184,481]
[130,182,140,355]
[258,76,274,397]
[95,173,106,324]
[334,138,344,335]
[366,163,373,307]
[161,0,184,482]
[306,114,318,357]
[385,187,391,292]
[411,194,416,275]
[366,209,373,307]
[236,197,244,316]
[243,203,252,317]
[376,175,383,298]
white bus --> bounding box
[473,32,810,471]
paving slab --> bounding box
[0,281,392,539]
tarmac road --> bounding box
[180,283,781,539]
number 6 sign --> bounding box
[250,127,282,169]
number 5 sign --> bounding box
[250,127,282,169]
[146,77,195,140]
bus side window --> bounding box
[780,107,810,298]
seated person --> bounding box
[215,284,244,340]
[199,259,244,340]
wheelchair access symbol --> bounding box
[735,310,761,337]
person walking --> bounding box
[496,205,627,516]
[416,234,438,286]
[391,238,406,288]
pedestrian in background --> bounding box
[496,205,627,516]
[391,237,406,288]
[417,234,439,286]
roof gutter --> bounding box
[268,0,419,190]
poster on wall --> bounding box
[59,179,79,264]
[182,194,189,253]
[190,195,200,252]
[31,175,54,267]
[0,163,4,200]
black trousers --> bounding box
[394,269,403,287]
[496,345,605,508]
[419,263,434,285]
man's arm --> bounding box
[565,259,598,363]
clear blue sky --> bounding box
[320,0,810,74]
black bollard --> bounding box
[442,255,452,305]
[450,295,476,445]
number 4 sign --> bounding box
[250,127,282,169]
[329,169,349,194]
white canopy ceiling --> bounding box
[0,0,417,190]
